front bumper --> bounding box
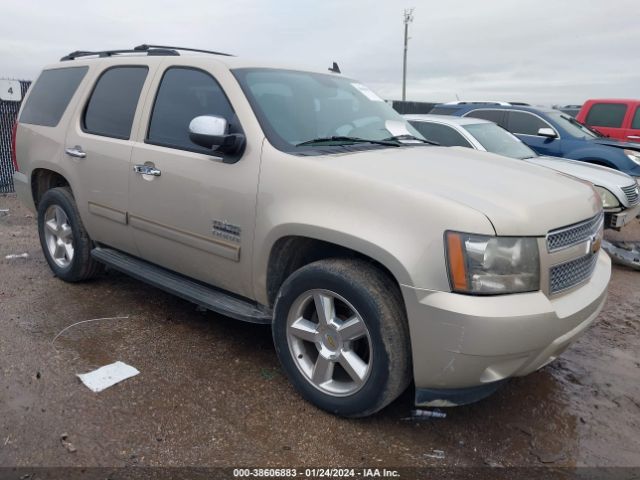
[402,250,611,405]
[608,203,640,229]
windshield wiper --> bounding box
[567,116,604,138]
[381,134,440,146]
[296,136,399,147]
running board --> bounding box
[91,247,272,324]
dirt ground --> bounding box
[1,193,639,471]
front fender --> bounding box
[251,143,495,305]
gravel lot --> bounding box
[1,193,639,471]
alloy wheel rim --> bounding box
[286,289,373,397]
[43,205,74,268]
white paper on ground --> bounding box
[77,361,140,393]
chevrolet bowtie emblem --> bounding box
[590,233,602,255]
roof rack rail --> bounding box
[134,44,234,57]
[444,101,513,106]
[60,47,179,61]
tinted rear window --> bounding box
[83,66,148,139]
[585,103,627,128]
[19,67,88,127]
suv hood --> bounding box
[322,146,601,236]
[591,137,640,150]
[527,156,636,206]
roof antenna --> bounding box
[328,62,341,74]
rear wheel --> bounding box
[273,259,411,417]
[37,187,102,282]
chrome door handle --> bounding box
[133,164,161,176]
[627,135,640,140]
[65,146,86,158]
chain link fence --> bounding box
[1,80,31,193]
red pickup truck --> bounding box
[577,99,640,142]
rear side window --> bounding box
[409,121,472,147]
[632,108,640,130]
[83,66,148,139]
[585,103,627,128]
[19,67,88,127]
[506,111,549,136]
[465,109,506,127]
[147,67,237,153]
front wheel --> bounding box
[272,259,411,417]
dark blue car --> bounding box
[430,102,640,178]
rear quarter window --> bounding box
[585,103,627,128]
[19,67,88,127]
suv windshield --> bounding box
[546,111,598,140]
[233,68,424,152]
[463,122,537,160]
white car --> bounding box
[406,114,640,230]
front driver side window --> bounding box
[147,67,239,153]
[507,111,550,136]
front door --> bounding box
[128,63,261,298]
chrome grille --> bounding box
[546,212,603,252]
[549,253,598,294]
[621,183,639,206]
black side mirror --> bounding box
[189,115,246,162]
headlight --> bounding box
[594,186,620,209]
[624,149,640,166]
[445,232,540,294]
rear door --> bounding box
[127,60,261,299]
[504,110,561,156]
[64,61,157,256]
[582,102,628,140]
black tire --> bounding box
[37,187,103,282]
[272,258,412,417]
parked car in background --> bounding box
[554,104,582,118]
[13,45,610,416]
[576,99,640,142]
[405,114,640,230]
[431,102,640,178]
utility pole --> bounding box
[402,8,414,101]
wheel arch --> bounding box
[263,228,411,308]
[31,168,72,208]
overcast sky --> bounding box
[1,0,638,105]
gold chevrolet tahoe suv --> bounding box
[12,45,611,417]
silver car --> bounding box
[406,114,640,230]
